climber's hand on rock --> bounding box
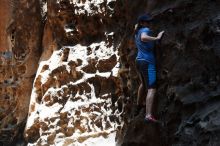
[157,31,165,40]
[134,24,138,30]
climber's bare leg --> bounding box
[145,88,156,116]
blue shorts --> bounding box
[136,59,156,89]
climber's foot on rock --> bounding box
[144,115,165,126]
[144,114,159,123]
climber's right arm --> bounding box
[141,31,164,42]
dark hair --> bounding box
[134,21,149,35]
[137,14,153,23]
[134,14,153,35]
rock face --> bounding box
[25,0,124,146]
[119,1,220,146]
[0,0,220,146]
[0,0,42,145]
[25,44,123,145]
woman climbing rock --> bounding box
[134,14,164,122]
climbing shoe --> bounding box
[144,115,158,123]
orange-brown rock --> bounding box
[25,121,40,143]
[0,0,42,144]
[47,132,56,145]
[82,58,97,73]
[0,0,11,52]
[1,0,220,146]
[97,54,117,72]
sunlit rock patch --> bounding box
[57,0,116,16]
[25,40,123,146]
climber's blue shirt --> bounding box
[135,27,155,64]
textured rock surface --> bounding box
[25,0,124,146]
[119,1,220,146]
[0,0,42,145]
[25,44,123,145]
[0,0,220,146]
